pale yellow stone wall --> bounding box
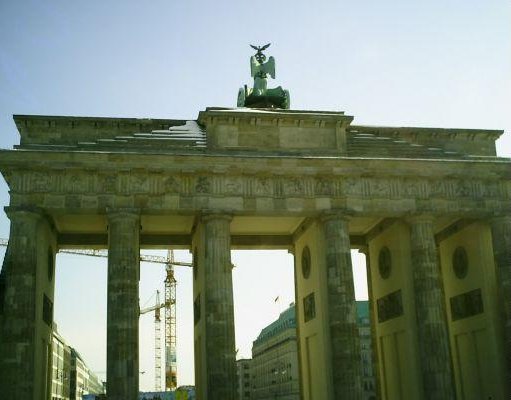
[368,221,422,400]
[294,221,334,400]
[439,222,507,400]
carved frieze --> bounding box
[254,177,273,196]
[195,176,210,194]
[315,178,334,196]
[6,169,510,212]
[97,174,118,193]
[283,178,304,196]
[162,176,180,193]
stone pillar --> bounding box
[359,247,382,399]
[490,216,511,392]
[0,207,54,399]
[202,214,236,400]
[408,216,455,399]
[321,213,363,399]
[107,209,140,400]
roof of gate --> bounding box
[11,111,504,160]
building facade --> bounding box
[70,348,104,399]
[52,328,71,400]
[249,302,376,400]
[236,359,252,400]
[357,301,376,400]
[49,326,104,400]
[251,304,301,400]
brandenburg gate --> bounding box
[0,47,510,400]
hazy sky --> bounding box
[0,0,510,391]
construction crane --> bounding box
[0,238,191,391]
[140,290,165,391]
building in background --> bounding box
[251,304,300,400]
[50,325,104,400]
[52,327,71,400]
[249,301,375,400]
[70,348,104,399]
[357,301,376,400]
[236,358,252,400]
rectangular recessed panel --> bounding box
[377,290,403,323]
[450,288,484,321]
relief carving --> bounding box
[31,172,52,192]
[130,175,149,193]
[98,174,117,193]
[402,179,420,197]
[254,177,272,196]
[429,180,445,198]
[195,176,210,194]
[454,180,471,197]
[370,179,390,197]
[283,178,304,196]
[342,178,362,196]
[67,174,87,193]
[224,177,243,195]
[163,176,179,193]
[315,178,333,195]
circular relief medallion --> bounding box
[452,246,468,279]
[302,246,311,279]
[378,246,392,279]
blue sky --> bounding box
[1,0,510,391]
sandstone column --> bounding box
[321,213,363,399]
[0,207,53,399]
[408,215,455,399]
[490,216,511,392]
[107,209,140,400]
[202,214,236,400]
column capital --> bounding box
[405,213,436,225]
[106,207,140,222]
[319,209,352,223]
[200,211,233,223]
[4,205,45,221]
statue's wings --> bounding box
[261,43,271,51]
[250,56,275,79]
[250,44,259,51]
[262,56,275,79]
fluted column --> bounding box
[321,213,363,399]
[107,209,140,400]
[202,214,236,400]
[490,216,511,392]
[0,207,50,398]
[408,216,455,399]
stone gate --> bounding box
[0,107,510,399]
